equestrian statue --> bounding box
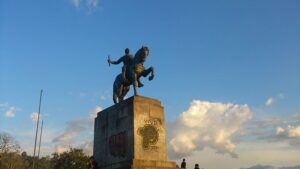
[108,46,154,104]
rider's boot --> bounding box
[122,72,126,82]
[122,66,129,84]
[119,85,124,97]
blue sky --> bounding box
[1,0,300,169]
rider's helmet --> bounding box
[125,48,130,54]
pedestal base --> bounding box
[94,96,177,169]
[101,159,177,169]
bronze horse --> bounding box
[113,46,154,103]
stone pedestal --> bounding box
[94,96,176,169]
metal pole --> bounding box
[37,120,44,169]
[32,90,43,169]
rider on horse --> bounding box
[108,48,144,87]
[108,46,154,103]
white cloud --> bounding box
[276,127,285,135]
[79,140,93,155]
[250,114,300,131]
[30,112,40,122]
[265,98,273,106]
[265,93,285,106]
[168,100,252,159]
[89,106,102,120]
[53,119,88,143]
[3,105,16,118]
[5,110,15,118]
[271,125,300,147]
[275,125,300,139]
[52,105,103,154]
[54,140,93,155]
[252,118,283,127]
[0,102,21,118]
[287,126,300,138]
[55,144,70,154]
[69,0,99,11]
[247,114,300,147]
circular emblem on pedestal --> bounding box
[137,124,159,150]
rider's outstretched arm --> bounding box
[110,56,124,65]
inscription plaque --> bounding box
[109,131,128,157]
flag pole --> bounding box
[37,120,44,169]
[33,90,43,169]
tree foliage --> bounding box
[0,132,24,169]
[0,152,26,169]
[0,132,21,153]
[51,148,89,169]
[0,132,90,169]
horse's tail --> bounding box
[113,74,122,103]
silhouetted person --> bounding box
[181,159,186,169]
[194,163,200,169]
[87,156,98,169]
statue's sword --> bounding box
[108,55,111,67]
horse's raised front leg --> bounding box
[149,66,154,80]
[141,66,155,80]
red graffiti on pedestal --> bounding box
[109,131,128,157]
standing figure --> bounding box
[87,156,98,169]
[194,164,200,169]
[181,159,186,169]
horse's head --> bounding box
[135,46,149,63]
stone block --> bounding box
[94,96,176,169]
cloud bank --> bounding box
[52,106,102,154]
[248,113,300,147]
[52,119,90,154]
[89,106,102,121]
[276,126,300,138]
[241,164,300,169]
[274,125,300,146]
[168,100,252,159]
